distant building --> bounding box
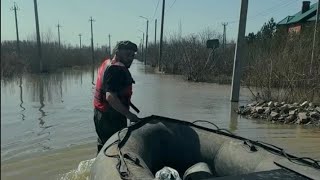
[277,1,318,33]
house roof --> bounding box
[307,15,317,21]
[278,16,295,25]
[277,2,318,25]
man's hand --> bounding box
[106,92,140,122]
[126,112,140,122]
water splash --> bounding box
[59,158,95,180]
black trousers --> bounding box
[93,108,127,154]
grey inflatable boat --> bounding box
[90,115,320,180]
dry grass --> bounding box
[1,40,106,78]
[144,29,234,83]
[244,26,320,103]
[141,26,319,103]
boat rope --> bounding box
[255,140,320,169]
[103,123,144,180]
[103,127,131,180]
[192,120,320,169]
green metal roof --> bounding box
[307,15,316,21]
[277,2,318,25]
[278,16,294,25]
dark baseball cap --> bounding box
[114,41,138,52]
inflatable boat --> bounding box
[90,115,320,180]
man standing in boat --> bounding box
[93,40,140,154]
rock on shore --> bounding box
[237,101,320,126]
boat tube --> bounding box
[90,115,320,180]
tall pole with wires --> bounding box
[179,19,182,39]
[159,0,165,71]
[89,16,95,65]
[56,22,62,49]
[231,0,248,102]
[139,30,145,62]
[155,19,157,44]
[145,20,149,65]
[108,34,111,58]
[11,2,20,56]
[140,16,149,65]
[33,0,43,72]
[142,32,145,62]
[79,34,82,49]
[222,22,228,50]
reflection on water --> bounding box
[19,68,89,104]
[80,71,83,86]
[19,76,26,121]
[60,73,64,103]
[229,102,238,132]
[91,65,95,88]
[37,76,52,151]
[38,77,46,128]
[1,62,320,180]
[1,66,95,162]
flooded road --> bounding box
[1,61,320,180]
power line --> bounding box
[152,0,160,20]
[227,1,291,24]
[251,0,296,19]
[226,0,296,24]
[252,0,291,17]
[165,0,176,13]
[169,0,177,9]
[245,1,297,24]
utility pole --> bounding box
[140,16,149,65]
[11,2,20,56]
[79,34,82,49]
[145,20,149,65]
[142,32,145,61]
[56,22,61,48]
[310,0,320,76]
[108,34,111,58]
[138,31,145,62]
[33,0,42,72]
[222,22,228,49]
[89,16,95,65]
[155,19,157,44]
[230,0,248,102]
[179,19,182,39]
[159,0,166,71]
[140,38,143,53]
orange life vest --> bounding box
[93,59,133,112]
